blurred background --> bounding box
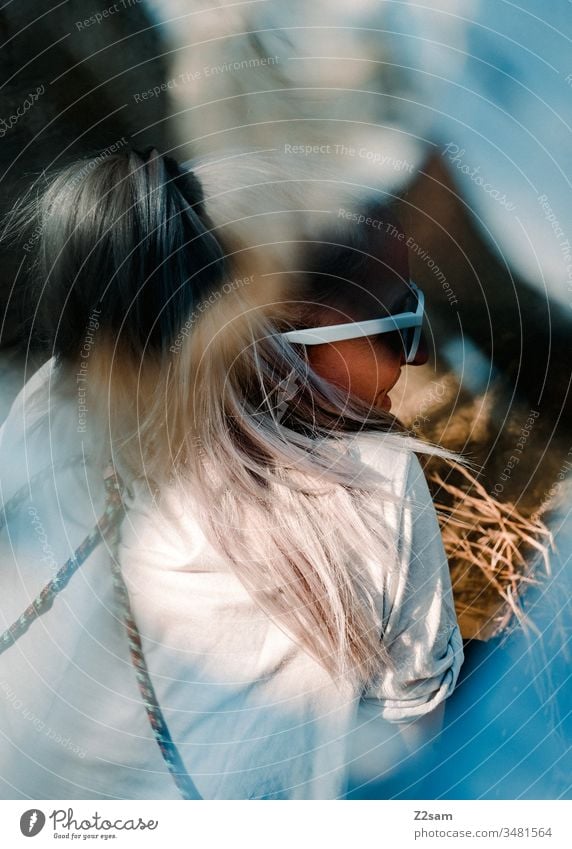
[0,0,570,799]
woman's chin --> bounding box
[377,393,392,412]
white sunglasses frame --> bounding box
[279,282,425,364]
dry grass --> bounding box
[426,460,555,641]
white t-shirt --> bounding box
[0,358,464,800]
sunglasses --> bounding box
[280,281,425,364]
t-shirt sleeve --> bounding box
[360,451,464,723]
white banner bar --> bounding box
[0,799,569,848]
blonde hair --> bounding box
[13,147,459,692]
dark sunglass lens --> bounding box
[400,327,413,358]
[401,288,420,357]
[377,328,408,358]
[405,287,418,312]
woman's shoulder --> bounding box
[0,356,103,504]
[342,429,417,496]
[0,357,56,434]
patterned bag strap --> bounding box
[0,462,202,800]
[0,460,121,649]
[102,467,203,800]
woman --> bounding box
[0,147,464,800]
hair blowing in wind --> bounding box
[7,146,459,691]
